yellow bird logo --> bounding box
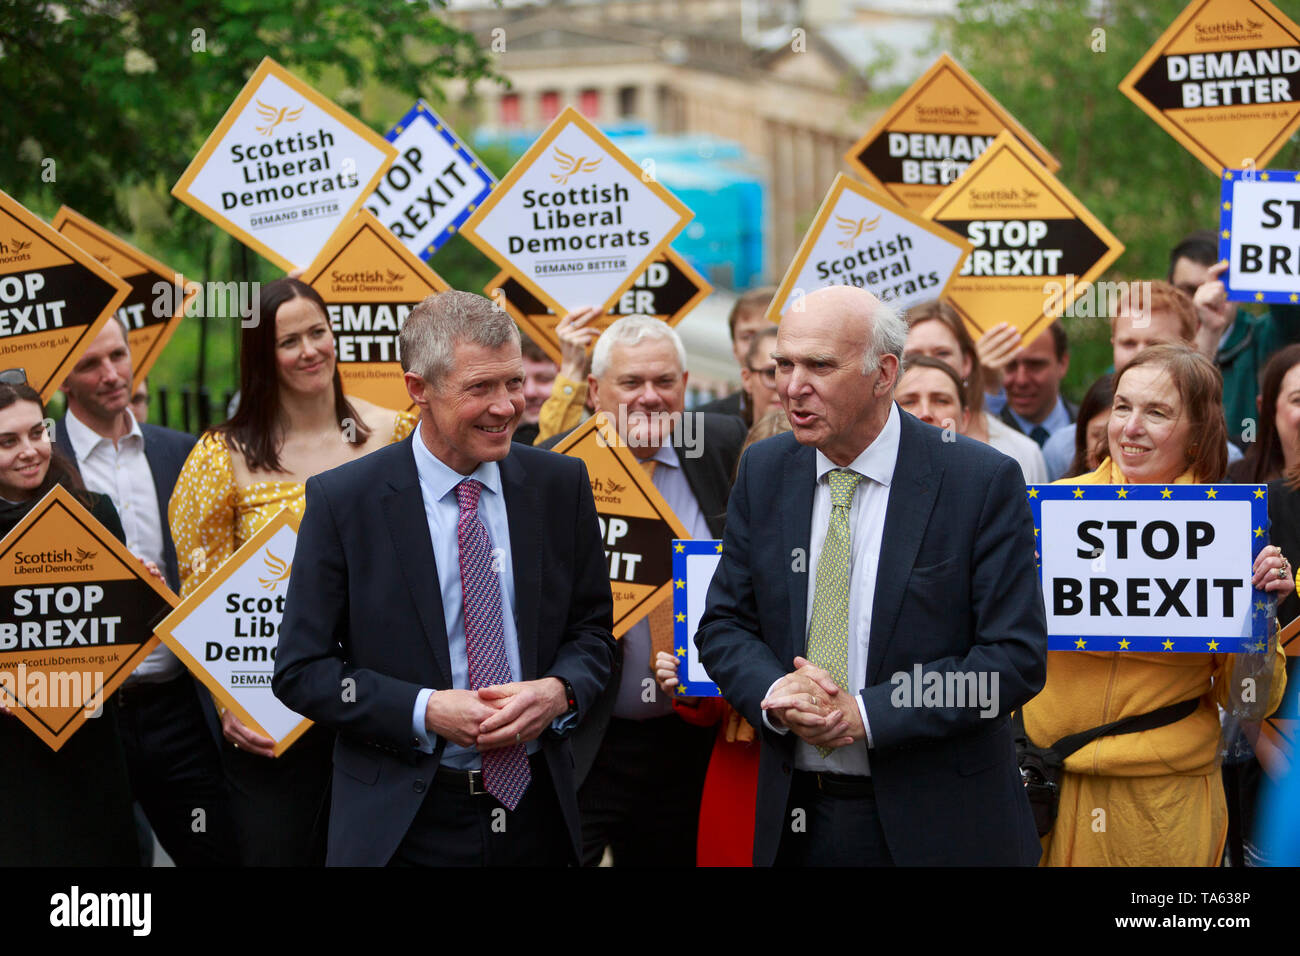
[835,214,881,249]
[11,239,31,252]
[258,550,292,590]
[254,99,304,137]
[385,269,406,283]
[551,147,602,185]
[75,547,97,562]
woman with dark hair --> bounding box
[904,300,1046,482]
[1064,373,1114,479]
[169,278,417,865]
[0,376,139,865]
[1023,345,1290,866]
[1228,344,1300,484]
[895,355,970,433]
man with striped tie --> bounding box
[273,290,615,866]
[696,285,1047,866]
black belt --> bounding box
[794,769,874,798]
[112,673,187,707]
[434,751,546,796]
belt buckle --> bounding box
[467,769,487,796]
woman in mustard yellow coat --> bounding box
[1024,345,1290,866]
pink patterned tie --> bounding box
[456,478,531,810]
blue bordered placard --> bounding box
[671,538,723,697]
[1219,168,1300,307]
[1028,484,1270,653]
[373,99,496,261]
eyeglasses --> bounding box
[0,368,26,386]
[748,366,777,387]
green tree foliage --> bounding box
[945,0,1300,394]
[1,0,501,421]
[2,0,495,228]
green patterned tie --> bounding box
[807,468,863,756]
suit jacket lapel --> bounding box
[866,413,940,685]
[382,437,452,687]
[500,454,540,681]
[784,441,815,660]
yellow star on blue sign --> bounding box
[674,543,685,553]
[1257,292,1265,302]
[1074,638,1086,649]
[1255,487,1267,498]
[1206,488,1218,499]
[1116,487,1128,499]
[1223,201,1231,210]
[1207,640,1220,651]
[1292,294,1299,304]
[1256,600,1268,613]
[1072,487,1085,499]
[676,646,686,657]
[1027,487,1039,498]
[715,542,723,553]
[675,579,685,589]
[1160,487,1172,499]
[1162,639,1175,650]
[675,612,685,623]
[676,684,687,695]
[1118,639,1130,650]
[1256,526,1266,538]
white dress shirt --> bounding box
[765,402,901,776]
[63,409,182,683]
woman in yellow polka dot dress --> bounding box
[168,277,416,866]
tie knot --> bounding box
[455,478,483,514]
[828,469,862,509]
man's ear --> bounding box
[875,353,901,394]
[404,371,432,410]
[587,373,601,410]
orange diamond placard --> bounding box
[1119,0,1300,175]
[845,52,1059,212]
[552,415,690,638]
[301,211,451,412]
[0,190,130,402]
[52,206,198,391]
[484,247,711,367]
[0,485,177,751]
[923,131,1125,347]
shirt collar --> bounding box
[410,429,502,503]
[63,407,142,459]
[1009,396,1069,436]
[814,402,900,488]
[647,442,679,470]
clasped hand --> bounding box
[760,657,864,750]
[424,678,567,750]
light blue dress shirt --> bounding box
[407,434,534,769]
[1006,395,1071,440]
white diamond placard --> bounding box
[172,57,397,271]
[460,107,692,317]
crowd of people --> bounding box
[1,225,1297,868]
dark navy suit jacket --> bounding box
[272,435,616,866]
[696,407,1048,866]
[52,414,195,592]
